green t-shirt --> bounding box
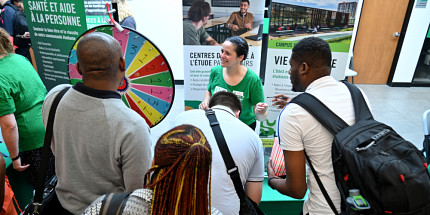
[0,54,47,151]
[207,66,264,125]
[183,20,210,45]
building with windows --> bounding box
[338,1,358,25]
[270,2,350,32]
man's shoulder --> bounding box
[183,20,193,28]
[2,2,17,12]
[45,84,71,100]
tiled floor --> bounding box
[1,84,428,152]
[151,84,430,150]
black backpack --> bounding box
[0,3,30,48]
[290,81,430,215]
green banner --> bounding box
[84,0,111,29]
[268,40,350,52]
[25,0,88,90]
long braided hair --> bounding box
[144,124,212,215]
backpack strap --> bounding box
[100,192,131,215]
[290,92,348,135]
[204,109,248,207]
[34,87,70,204]
[342,81,373,121]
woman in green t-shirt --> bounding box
[0,28,53,188]
[199,36,268,130]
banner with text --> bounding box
[183,0,265,110]
[84,0,111,29]
[260,0,359,138]
[25,0,88,90]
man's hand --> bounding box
[267,158,276,178]
[271,94,291,109]
[245,22,252,30]
[22,32,30,38]
[232,24,239,31]
[12,158,30,171]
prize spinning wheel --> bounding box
[68,25,175,127]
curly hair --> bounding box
[291,36,332,68]
[144,124,212,215]
[0,28,13,57]
[188,1,211,22]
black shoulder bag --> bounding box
[23,87,70,215]
[205,109,265,215]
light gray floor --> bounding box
[151,84,430,150]
[1,84,427,152]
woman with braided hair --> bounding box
[83,124,220,215]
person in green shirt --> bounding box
[199,36,268,130]
[0,28,53,187]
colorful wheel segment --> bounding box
[68,25,175,127]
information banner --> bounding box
[260,0,359,138]
[183,0,265,110]
[184,46,262,109]
[25,0,88,90]
[84,0,111,29]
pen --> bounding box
[267,96,289,99]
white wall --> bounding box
[128,0,184,80]
[392,0,430,83]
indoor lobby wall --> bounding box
[128,0,185,81]
[392,0,430,84]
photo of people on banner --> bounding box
[182,0,266,125]
[261,0,359,139]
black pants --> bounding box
[20,147,56,188]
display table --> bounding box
[259,177,307,214]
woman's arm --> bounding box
[199,90,212,110]
[0,114,30,171]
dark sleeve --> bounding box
[120,16,136,30]
[1,7,16,35]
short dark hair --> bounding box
[188,1,211,22]
[225,36,249,62]
[209,91,242,114]
[291,37,332,68]
[11,0,23,4]
[241,0,250,5]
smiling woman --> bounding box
[199,36,267,130]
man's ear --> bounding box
[76,62,83,75]
[300,62,310,75]
[119,57,126,72]
[235,110,240,118]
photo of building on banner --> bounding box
[260,0,360,141]
[183,0,265,112]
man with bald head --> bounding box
[42,32,152,215]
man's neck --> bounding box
[192,20,204,31]
[240,11,247,16]
[82,80,119,92]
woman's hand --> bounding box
[255,102,268,115]
[199,101,209,110]
[255,102,268,121]
[199,91,212,110]
[12,158,30,171]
